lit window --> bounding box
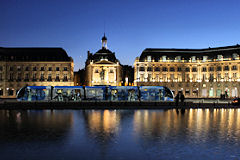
[17,66,21,71]
[47,74,52,81]
[170,67,175,72]
[162,67,168,72]
[147,56,152,62]
[224,66,229,71]
[192,67,197,72]
[209,67,214,72]
[202,67,207,72]
[139,67,145,71]
[55,74,60,81]
[147,67,152,71]
[162,56,167,62]
[217,66,222,71]
[155,67,160,71]
[232,65,237,70]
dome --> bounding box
[96,47,112,54]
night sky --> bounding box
[1,0,240,70]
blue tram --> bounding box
[108,86,139,101]
[17,86,174,102]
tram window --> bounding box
[164,88,173,98]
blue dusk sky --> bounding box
[1,0,240,70]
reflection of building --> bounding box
[85,34,122,86]
[0,47,74,98]
[0,110,73,141]
[82,110,120,143]
[134,45,240,98]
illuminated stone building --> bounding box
[134,45,240,98]
[0,47,74,98]
[85,34,122,86]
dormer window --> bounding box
[217,55,223,60]
[162,56,167,62]
[232,53,239,60]
[176,56,181,61]
[191,56,196,62]
[147,56,152,62]
[203,56,208,62]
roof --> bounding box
[96,47,113,54]
[86,47,119,63]
[0,47,72,61]
[139,45,240,60]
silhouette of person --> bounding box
[175,92,180,107]
[180,92,185,105]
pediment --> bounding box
[95,59,115,64]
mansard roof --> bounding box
[95,47,113,54]
[139,45,240,61]
[86,47,119,63]
[0,47,72,61]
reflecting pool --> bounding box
[1,109,240,160]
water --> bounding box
[1,109,240,160]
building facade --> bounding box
[134,45,240,98]
[85,35,122,86]
[0,47,74,98]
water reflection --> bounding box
[0,110,73,142]
[1,109,240,160]
[82,110,121,143]
[133,109,240,143]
